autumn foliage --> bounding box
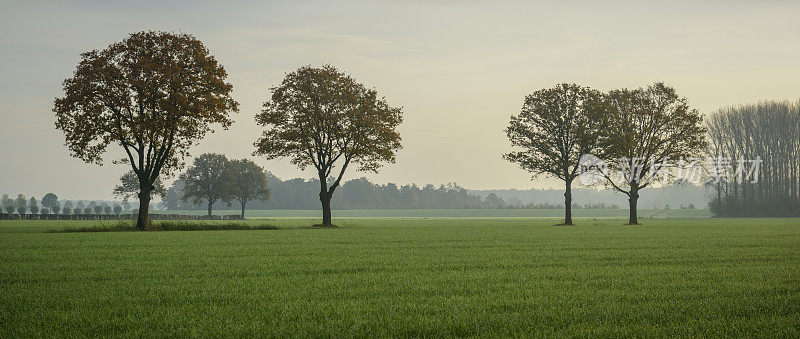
[54,31,238,229]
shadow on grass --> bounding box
[299,224,340,229]
[47,221,281,233]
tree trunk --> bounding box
[136,189,151,231]
[320,191,333,226]
[564,180,573,225]
[240,200,246,219]
[207,199,213,217]
[628,189,639,225]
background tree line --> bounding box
[1,192,128,217]
[474,185,704,210]
[1,179,704,218]
[163,172,701,211]
[157,153,270,218]
[164,174,498,211]
[706,100,800,217]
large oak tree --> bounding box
[54,31,238,229]
[254,65,403,226]
[504,84,608,225]
[597,83,706,224]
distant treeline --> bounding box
[0,213,241,221]
[706,101,800,217]
[1,193,134,216]
[164,176,504,210]
[473,186,707,210]
[163,173,704,211]
[4,179,706,216]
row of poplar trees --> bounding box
[706,101,800,217]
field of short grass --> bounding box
[1,217,798,336]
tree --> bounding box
[484,193,505,209]
[16,194,27,215]
[52,202,61,215]
[62,201,73,215]
[504,84,608,225]
[597,83,706,224]
[93,202,103,214]
[41,193,58,212]
[103,204,112,214]
[2,194,15,215]
[75,201,85,215]
[226,159,270,218]
[254,65,403,226]
[163,178,186,210]
[180,153,232,217]
[29,197,39,215]
[113,203,122,214]
[113,170,167,203]
[53,31,238,230]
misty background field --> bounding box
[151,208,711,219]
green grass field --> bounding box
[1,217,798,336]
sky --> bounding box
[2,0,800,201]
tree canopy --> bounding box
[597,83,706,224]
[41,193,58,212]
[504,83,608,225]
[113,170,167,203]
[226,159,270,218]
[2,194,15,214]
[254,65,403,226]
[28,197,39,215]
[15,194,27,215]
[54,31,238,229]
[180,153,232,217]
[62,201,73,215]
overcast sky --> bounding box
[2,0,800,201]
